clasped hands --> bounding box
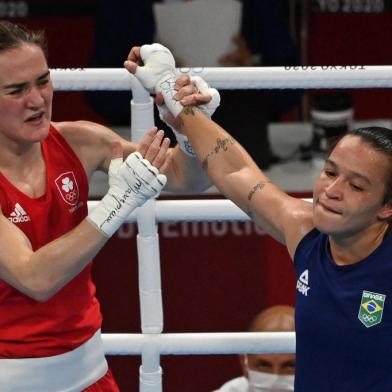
[124,43,220,115]
[124,43,220,156]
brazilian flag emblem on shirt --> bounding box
[358,290,386,328]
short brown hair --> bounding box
[0,20,47,55]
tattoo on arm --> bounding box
[182,107,198,116]
[247,181,271,201]
[177,106,202,132]
[202,136,236,171]
[202,157,209,171]
[246,207,253,218]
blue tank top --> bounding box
[294,228,392,391]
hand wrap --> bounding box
[157,76,221,157]
[88,152,166,237]
[135,43,184,118]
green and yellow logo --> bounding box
[358,290,386,328]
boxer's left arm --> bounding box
[56,120,211,194]
[124,45,221,192]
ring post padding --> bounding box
[128,79,163,391]
[136,199,163,334]
[131,97,155,142]
[139,366,162,392]
[137,233,164,334]
[140,334,162,392]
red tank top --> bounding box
[0,124,102,358]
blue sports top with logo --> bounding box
[294,228,392,391]
[0,124,102,359]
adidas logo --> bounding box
[296,269,310,296]
[8,203,31,223]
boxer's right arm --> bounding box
[176,109,314,258]
[0,210,108,302]
[0,144,167,302]
[126,44,314,256]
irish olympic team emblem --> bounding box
[55,172,80,206]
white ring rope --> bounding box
[88,199,249,222]
[87,199,313,223]
[51,66,392,90]
[102,332,295,355]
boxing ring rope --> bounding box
[53,67,371,391]
[52,65,392,90]
[102,332,295,355]
[87,199,312,223]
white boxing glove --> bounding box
[157,76,221,156]
[88,152,166,237]
[135,43,184,118]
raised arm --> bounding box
[123,44,222,193]
[0,135,167,302]
[124,44,315,256]
[56,118,211,195]
[178,108,313,250]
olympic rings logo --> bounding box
[55,172,79,206]
[178,67,204,75]
[361,314,378,322]
[65,190,77,202]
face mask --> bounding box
[247,369,295,392]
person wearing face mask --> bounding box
[213,305,295,392]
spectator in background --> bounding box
[87,0,180,146]
[213,305,295,392]
[215,0,302,169]
[87,0,302,168]
[87,0,155,125]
